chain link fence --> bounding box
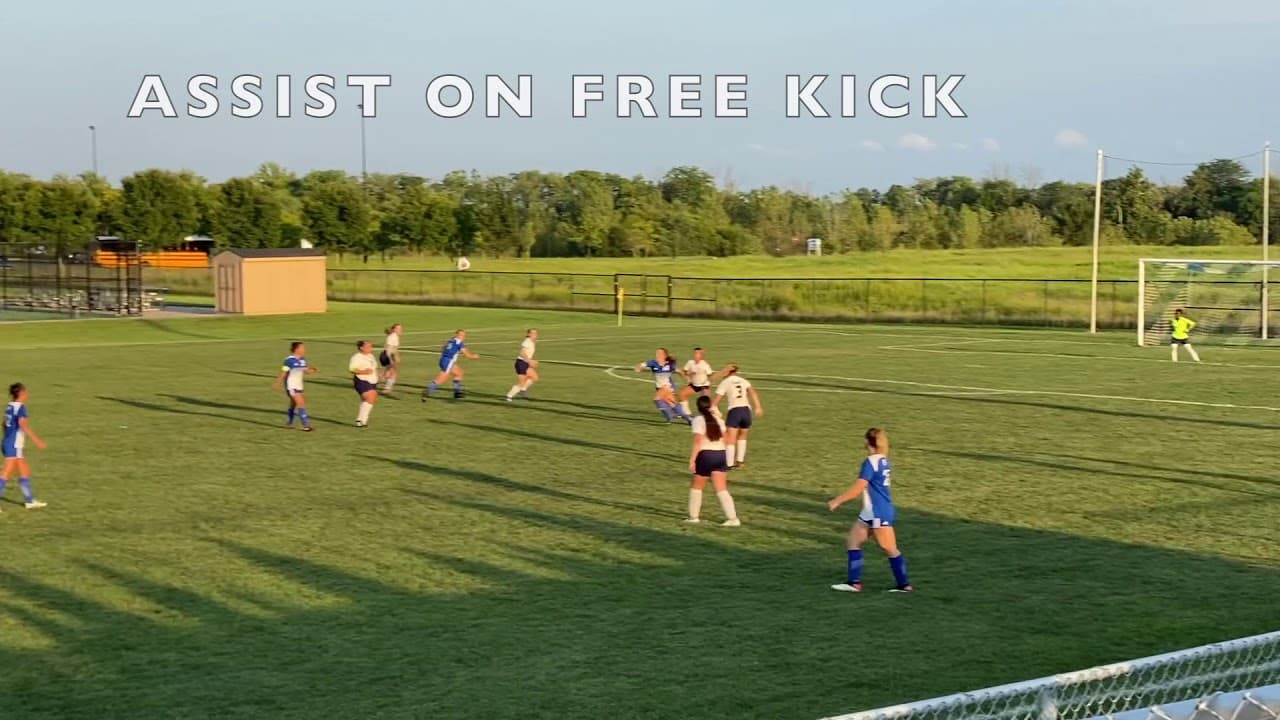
[819,631,1280,720]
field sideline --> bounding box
[0,304,1277,720]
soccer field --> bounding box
[1,305,1277,720]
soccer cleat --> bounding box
[25,501,47,510]
[505,396,514,403]
[721,518,741,527]
[301,426,313,433]
[683,518,701,524]
[518,391,529,399]
[831,583,863,593]
[888,585,914,593]
[355,421,367,428]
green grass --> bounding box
[140,245,1272,328]
[1,304,1277,720]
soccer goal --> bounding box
[1137,258,1280,347]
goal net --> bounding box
[1137,258,1280,346]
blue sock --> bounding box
[889,554,909,587]
[287,406,296,425]
[654,400,674,420]
[847,549,864,584]
[18,478,34,503]
[672,402,691,420]
[427,381,438,395]
[298,408,310,427]
[0,478,7,497]
[453,380,463,393]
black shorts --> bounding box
[1170,338,1188,345]
[354,378,377,395]
[689,384,709,393]
[515,359,530,375]
[694,449,729,477]
[379,351,393,368]
[726,407,753,429]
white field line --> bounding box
[544,360,1280,412]
[877,338,1280,370]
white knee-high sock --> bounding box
[1171,345,1179,362]
[384,377,396,391]
[507,384,521,398]
[687,489,703,520]
[726,445,736,467]
[736,439,747,463]
[716,490,737,520]
[679,400,691,414]
[1187,344,1201,362]
[357,401,373,423]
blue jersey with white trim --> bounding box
[3,402,28,454]
[645,359,678,389]
[441,338,465,364]
[282,355,308,391]
[859,454,895,522]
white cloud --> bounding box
[853,139,884,152]
[952,142,969,151]
[745,143,793,157]
[897,133,936,151]
[1054,129,1090,149]
[980,137,1001,152]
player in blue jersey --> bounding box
[423,329,480,400]
[2,383,49,511]
[634,348,691,423]
[827,428,912,593]
[272,341,318,431]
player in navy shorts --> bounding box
[684,395,739,526]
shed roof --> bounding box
[217,248,325,259]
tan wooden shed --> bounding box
[213,249,327,315]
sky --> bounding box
[1,0,1278,192]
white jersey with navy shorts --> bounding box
[691,413,729,476]
[857,454,896,528]
[350,353,378,394]
[380,333,400,368]
[685,360,713,391]
[282,355,308,395]
[717,375,754,429]
[3,401,28,459]
[515,337,535,375]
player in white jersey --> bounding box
[349,340,380,428]
[685,395,740,526]
[379,323,403,395]
[506,329,539,402]
[677,347,717,416]
[713,364,764,470]
[2,382,48,511]
[272,341,318,431]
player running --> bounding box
[713,364,763,470]
[635,348,691,423]
[1170,308,1201,363]
[349,340,379,428]
[828,428,913,594]
[2,383,48,511]
[379,323,403,395]
[272,341,318,431]
[685,395,740,527]
[424,329,479,400]
[678,347,716,416]
[506,329,539,402]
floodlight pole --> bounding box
[1263,142,1271,339]
[1089,149,1104,333]
[358,103,368,181]
[89,125,98,175]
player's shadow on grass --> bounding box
[762,376,1280,431]
[137,318,223,340]
[365,456,670,519]
[422,418,677,462]
[0,499,1278,720]
[97,395,346,429]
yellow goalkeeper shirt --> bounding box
[1171,317,1196,340]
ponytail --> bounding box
[865,427,889,456]
[697,395,722,441]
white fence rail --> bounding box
[819,631,1280,720]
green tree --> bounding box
[28,175,99,245]
[119,169,201,246]
[1170,159,1250,221]
[213,178,284,248]
[301,179,371,259]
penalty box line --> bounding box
[545,360,1280,413]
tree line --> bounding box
[0,160,1275,259]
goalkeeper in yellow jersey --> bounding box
[1170,308,1201,363]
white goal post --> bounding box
[1137,258,1280,347]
